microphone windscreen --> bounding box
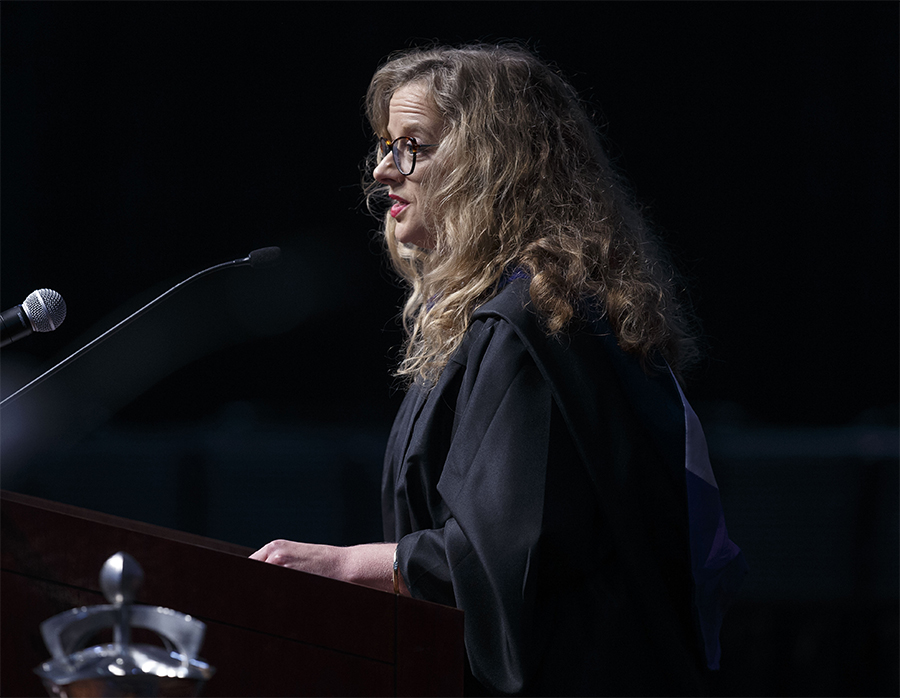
[23,289,67,332]
[248,247,282,269]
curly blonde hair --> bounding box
[365,44,700,387]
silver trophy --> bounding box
[34,552,215,697]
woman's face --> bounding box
[373,82,441,249]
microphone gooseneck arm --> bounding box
[0,247,281,410]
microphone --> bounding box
[0,247,281,409]
[1,289,68,348]
[247,246,281,269]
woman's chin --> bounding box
[395,228,434,250]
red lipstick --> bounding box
[389,195,409,219]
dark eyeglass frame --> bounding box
[378,136,438,176]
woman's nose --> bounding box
[373,151,402,184]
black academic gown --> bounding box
[382,279,718,696]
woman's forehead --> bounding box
[387,83,441,136]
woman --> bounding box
[252,44,746,696]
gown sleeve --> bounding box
[392,318,555,695]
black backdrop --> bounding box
[3,1,897,427]
[2,3,898,696]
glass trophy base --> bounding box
[37,643,212,698]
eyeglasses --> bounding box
[378,136,438,176]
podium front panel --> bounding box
[1,490,464,697]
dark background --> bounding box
[1,2,897,696]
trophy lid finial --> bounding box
[100,552,144,606]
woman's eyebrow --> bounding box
[391,116,432,138]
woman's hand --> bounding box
[249,540,408,595]
[250,540,347,577]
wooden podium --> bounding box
[0,490,465,697]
